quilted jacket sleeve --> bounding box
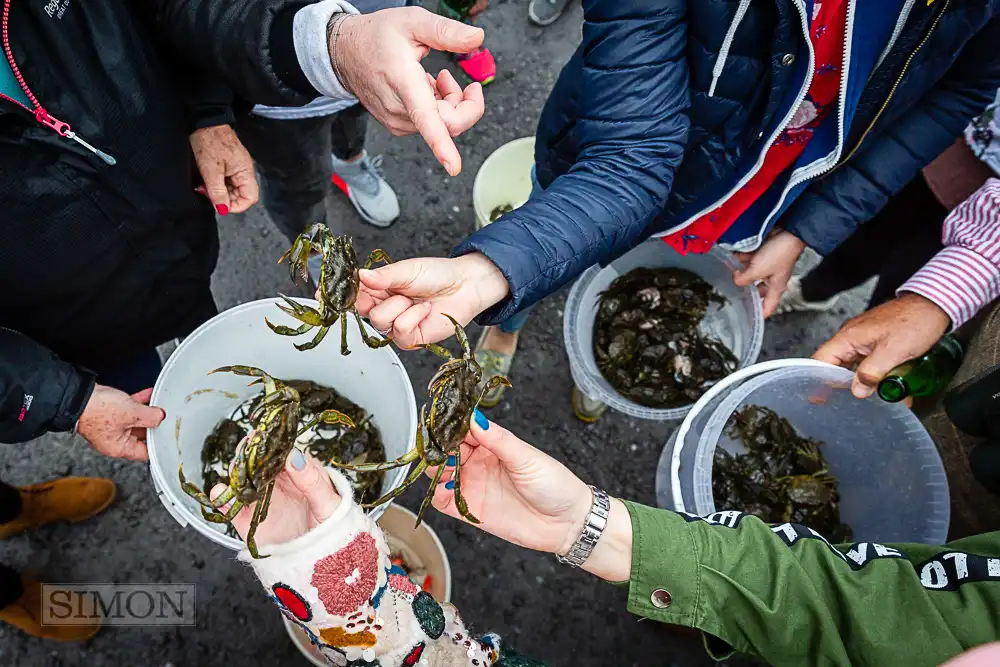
[453,0,690,324]
[146,0,320,107]
[782,17,1000,255]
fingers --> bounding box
[853,343,910,399]
[732,263,762,288]
[438,82,484,138]
[761,284,782,319]
[354,289,378,316]
[434,69,464,106]
[398,66,463,175]
[392,302,433,348]
[467,412,537,470]
[228,169,259,214]
[359,262,420,293]
[409,12,484,54]
[284,450,341,522]
[121,430,150,461]
[129,388,166,429]
[368,294,415,333]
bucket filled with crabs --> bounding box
[147,225,419,556]
[563,239,765,421]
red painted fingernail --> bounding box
[216,204,229,216]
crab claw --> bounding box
[276,294,326,327]
[277,232,314,285]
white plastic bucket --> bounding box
[282,504,452,665]
[147,298,418,551]
[472,136,535,229]
[655,359,950,544]
[563,240,765,421]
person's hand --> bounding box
[734,231,807,318]
[76,386,165,461]
[333,8,486,176]
[425,413,635,581]
[468,0,489,18]
[813,293,951,398]
[189,125,259,216]
[352,253,509,348]
[216,450,340,546]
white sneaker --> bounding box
[331,151,400,228]
[775,275,840,316]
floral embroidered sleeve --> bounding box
[240,471,543,667]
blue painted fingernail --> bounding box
[446,455,456,467]
[290,449,306,471]
[445,480,455,490]
[473,409,489,430]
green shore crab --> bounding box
[266,223,393,355]
[333,315,511,526]
[180,366,354,558]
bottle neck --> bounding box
[877,377,909,403]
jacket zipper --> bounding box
[735,0,858,252]
[653,0,815,240]
[1,0,115,165]
[837,0,950,166]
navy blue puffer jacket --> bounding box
[456,0,1000,324]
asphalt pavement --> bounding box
[0,2,873,665]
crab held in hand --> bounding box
[266,223,392,355]
[333,315,511,527]
[178,365,354,558]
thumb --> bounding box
[853,343,907,399]
[733,263,764,287]
[197,158,230,216]
[467,412,537,471]
[285,450,341,522]
[410,12,484,54]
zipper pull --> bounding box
[34,108,117,166]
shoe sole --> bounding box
[331,173,398,229]
[528,7,563,26]
[571,388,605,423]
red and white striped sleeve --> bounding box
[898,178,1000,329]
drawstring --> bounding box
[709,0,753,97]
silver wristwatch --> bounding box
[557,486,610,568]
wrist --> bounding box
[461,252,510,310]
[580,498,633,582]
[556,482,596,557]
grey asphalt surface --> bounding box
[0,2,873,665]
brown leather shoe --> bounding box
[0,576,102,641]
[0,477,115,539]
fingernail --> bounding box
[290,449,306,470]
[216,204,229,216]
[473,409,489,430]
[445,480,455,490]
[446,455,456,467]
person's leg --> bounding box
[1,481,25,609]
[235,113,337,243]
[868,220,945,308]
[329,105,400,228]
[0,563,23,610]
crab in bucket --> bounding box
[178,365,354,558]
[266,222,393,355]
[333,315,511,526]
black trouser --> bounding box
[0,482,23,608]
[235,105,369,244]
[800,175,947,309]
[0,347,162,610]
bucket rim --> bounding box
[147,297,417,550]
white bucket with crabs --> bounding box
[147,297,418,551]
[563,240,765,421]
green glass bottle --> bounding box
[877,334,965,403]
[438,0,477,21]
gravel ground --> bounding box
[0,2,873,665]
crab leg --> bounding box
[277,233,314,285]
[363,248,393,269]
[451,451,480,524]
[414,462,447,527]
[295,323,332,351]
[297,409,355,436]
[353,310,393,349]
[201,498,243,524]
[442,314,471,357]
[265,318,314,337]
[419,343,454,360]
[361,459,429,511]
[245,497,268,559]
[276,293,327,327]
[332,446,421,472]
[339,314,350,356]
[257,480,275,524]
[476,376,512,408]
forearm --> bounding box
[617,503,1000,667]
[0,329,94,443]
[899,178,1000,329]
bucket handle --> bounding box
[670,359,839,513]
[149,466,191,528]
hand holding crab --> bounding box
[267,223,393,355]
